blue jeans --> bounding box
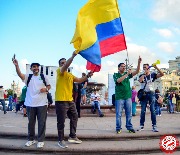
[155,104,161,115]
[169,100,174,113]
[115,98,133,131]
[8,102,12,111]
[92,101,102,116]
[140,92,156,126]
[0,99,6,113]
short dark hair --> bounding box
[118,63,125,68]
[59,58,66,65]
[155,89,160,93]
[143,64,149,67]
[30,63,40,68]
[82,73,86,76]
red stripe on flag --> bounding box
[100,34,127,57]
[86,61,101,72]
[86,34,126,72]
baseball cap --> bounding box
[30,63,40,68]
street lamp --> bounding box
[12,80,15,95]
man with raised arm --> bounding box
[138,63,164,132]
[113,56,142,134]
[55,51,93,149]
[13,59,51,148]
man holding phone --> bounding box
[12,57,51,148]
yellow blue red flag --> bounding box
[71,0,127,72]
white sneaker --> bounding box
[25,140,36,147]
[137,126,144,131]
[37,142,44,148]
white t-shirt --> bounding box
[23,74,50,107]
[91,93,100,102]
[0,88,7,99]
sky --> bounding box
[0,0,180,90]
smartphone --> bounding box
[12,54,16,61]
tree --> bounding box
[168,87,178,92]
[6,89,13,97]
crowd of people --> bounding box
[0,53,179,150]
[166,91,180,113]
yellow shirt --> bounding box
[55,68,75,101]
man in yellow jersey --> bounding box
[55,51,93,149]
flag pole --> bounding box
[126,49,130,67]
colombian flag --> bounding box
[71,0,127,72]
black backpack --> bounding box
[27,74,46,87]
[47,92,53,104]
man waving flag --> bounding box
[71,0,127,72]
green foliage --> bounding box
[6,89,13,97]
[169,87,178,91]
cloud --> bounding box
[151,0,180,25]
[171,27,180,35]
[158,63,169,69]
[157,42,178,53]
[153,28,173,38]
[106,61,115,66]
[71,43,165,86]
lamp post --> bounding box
[12,80,15,95]
[125,59,128,71]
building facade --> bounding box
[11,81,21,97]
[161,70,180,94]
[168,56,180,72]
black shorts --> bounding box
[19,101,26,108]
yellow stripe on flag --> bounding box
[71,0,120,53]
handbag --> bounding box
[137,78,147,101]
[157,95,163,104]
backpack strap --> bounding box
[27,74,47,87]
[27,74,33,87]
[40,74,47,86]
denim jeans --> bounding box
[8,102,12,111]
[155,104,161,115]
[0,99,6,113]
[169,100,174,113]
[92,101,103,116]
[140,92,156,126]
[115,98,133,131]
